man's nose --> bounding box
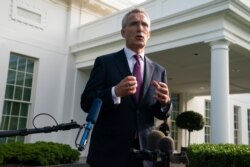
[137,23,143,30]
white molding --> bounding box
[70,31,122,53]
[71,0,250,69]
[11,0,47,29]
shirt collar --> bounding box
[124,47,144,61]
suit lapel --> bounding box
[113,50,154,106]
[113,49,132,78]
[141,56,154,102]
[113,49,136,104]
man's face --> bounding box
[121,12,151,52]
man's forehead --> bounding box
[128,12,147,18]
[128,13,150,22]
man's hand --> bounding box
[152,80,171,105]
[115,76,137,97]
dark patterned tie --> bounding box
[133,55,142,103]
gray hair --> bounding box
[121,8,151,28]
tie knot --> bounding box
[133,55,140,61]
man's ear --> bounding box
[121,29,125,38]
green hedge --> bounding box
[0,141,80,166]
[187,144,250,167]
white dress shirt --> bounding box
[111,48,145,104]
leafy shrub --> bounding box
[187,144,250,167]
[0,141,80,166]
[175,111,204,145]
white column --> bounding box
[210,40,231,144]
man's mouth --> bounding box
[136,35,144,40]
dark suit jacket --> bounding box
[81,49,172,167]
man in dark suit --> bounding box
[81,8,172,167]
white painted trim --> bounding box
[11,0,46,29]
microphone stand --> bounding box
[0,120,81,137]
[152,150,158,167]
[130,148,170,167]
[158,152,170,167]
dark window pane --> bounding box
[1,116,10,130]
[16,72,25,86]
[18,57,26,72]
[3,101,11,115]
[16,136,25,142]
[7,70,16,84]
[12,102,20,116]
[205,118,209,124]
[23,88,31,101]
[19,117,27,129]
[5,85,14,99]
[26,59,34,73]
[20,103,29,116]
[9,55,18,70]
[7,137,16,143]
[9,117,18,130]
[0,138,7,143]
[0,118,4,129]
[14,86,23,100]
[25,73,33,87]
[0,116,7,130]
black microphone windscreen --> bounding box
[159,136,174,154]
[130,148,153,161]
[147,130,165,151]
[86,98,102,124]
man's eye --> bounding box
[142,23,149,27]
[129,22,138,26]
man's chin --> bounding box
[135,42,145,48]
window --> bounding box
[234,105,240,144]
[0,53,35,143]
[248,109,250,145]
[204,100,211,143]
[170,93,180,149]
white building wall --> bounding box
[183,94,250,145]
[0,0,105,156]
[0,0,69,143]
[186,96,208,144]
[230,94,250,144]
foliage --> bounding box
[0,141,80,166]
[187,143,250,167]
[175,111,204,146]
[175,111,204,132]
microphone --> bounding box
[159,136,174,155]
[146,130,166,167]
[147,130,165,151]
[130,130,165,161]
[78,98,102,151]
[158,136,175,167]
[130,148,154,161]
